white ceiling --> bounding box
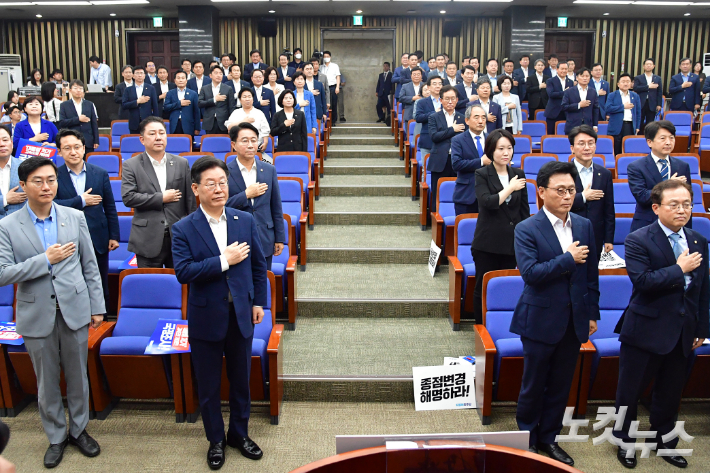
[0,0,709,20]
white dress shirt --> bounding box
[147,152,167,194]
[194,76,205,94]
[522,68,529,80]
[479,99,490,115]
[463,82,473,98]
[176,87,186,120]
[578,85,588,103]
[200,205,230,274]
[211,83,222,100]
[573,159,594,203]
[322,62,341,86]
[73,99,83,117]
[254,86,263,102]
[225,107,271,146]
[447,75,457,85]
[543,206,574,253]
[536,73,544,86]
[0,158,11,208]
[620,91,633,122]
[238,159,257,205]
[651,152,671,179]
[645,73,653,85]
[135,83,144,98]
[160,81,170,95]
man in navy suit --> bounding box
[606,74,642,156]
[669,57,702,112]
[451,104,489,215]
[633,58,663,131]
[198,66,236,135]
[400,67,425,125]
[416,75,443,159]
[590,63,610,120]
[392,53,409,101]
[613,179,708,469]
[163,71,201,135]
[497,59,519,96]
[455,66,479,114]
[512,161,599,466]
[471,78,502,134]
[544,63,574,135]
[569,126,614,262]
[513,56,533,101]
[375,62,393,123]
[304,63,328,125]
[628,120,692,232]
[172,156,267,470]
[54,129,119,314]
[428,85,466,209]
[122,66,159,134]
[58,79,100,149]
[226,123,284,270]
[561,68,599,135]
[186,61,209,95]
[276,53,296,91]
[244,49,269,84]
[543,54,559,79]
[224,64,251,108]
[251,69,276,124]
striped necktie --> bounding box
[659,159,669,181]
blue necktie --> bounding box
[475,136,484,157]
[669,233,688,289]
[659,159,669,181]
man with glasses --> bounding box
[569,125,614,262]
[511,160,599,467]
[172,155,267,470]
[0,157,105,468]
[627,120,692,232]
[54,129,119,315]
[225,123,284,270]
[612,179,707,470]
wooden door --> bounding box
[545,34,591,69]
[131,34,181,76]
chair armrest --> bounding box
[307,182,315,227]
[448,256,463,326]
[88,322,115,351]
[473,324,496,422]
[267,324,283,352]
[87,321,116,414]
[299,212,308,268]
[432,212,444,247]
[286,256,298,325]
[419,182,429,228]
[268,324,284,423]
[580,340,597,353]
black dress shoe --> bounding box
[69,430,100,457]
[660,452,688,468]
[376,119,383,123]
[617,446,637,469]
[44,440,68,469]
[537,442,574,466]
[227,434,263,460]
[340,117,347,122]
[207,439,226,470]
[528,446,538,454]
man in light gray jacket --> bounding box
[0,157,105,468]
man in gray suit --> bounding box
[0,157,105,468]
[121,116,196,268]
[198,65,236,135]
[399,67,425,127]
[0,125,27,218]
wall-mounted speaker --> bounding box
[442,20,462,37]
[257,18,277,37]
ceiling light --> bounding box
[35,1,90,4]
[603,11,610,14]
[632,1,692,4]
[0,2,33,5]
[574,0,631,3]
[356,9,362,13]
[440,10,446,13]
[268,9,275,12]
[407,9,416,13]
[36,13,42,16]
[90,0,149,4]
[110,12,115,15]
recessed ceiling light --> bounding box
[684,11,691,14]
[407,9,416,13]
[440,9,446,13]
[603,12,609,14]
[356,9,362,13]
[35,13,42,17]
[268,9,275,12]
[110,12,116,15]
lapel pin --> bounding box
[260,168,263,172]
[170,161,174,165]
[234,216,238,220]
[695,240,698,244]
[598,173,601,176]
[61,223,65,227]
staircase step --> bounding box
[283,318,474,401]
[328,135,395,146]
[319,175,410,197]
[327,145,400,159]
[331,125,392,136]
[323,158,404,175]
[314,197,419,225]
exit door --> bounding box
[130,33,181,76]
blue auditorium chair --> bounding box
[541,135,570,156]
[410,136,424,199]
[419,155,432,230]
[0,285,13,322]
[521,109,528,122]
[615,154,644,180]
[108,216,134,274]
[613,181,636,214]
[110,120,130,149]
[521,102,529,115]
[691,181,705,213]
[526,180,539,214]
[200,134,232,161]
[611,216,633,259]
[431,178,457,259]
[674,154,710,193]
[86,152,122,178]
[404,119,417,177]
[521,121,546,151]
[448,214,477,331]
[90,269,188,421]
[97,134,111,153]
[179,151,215,168]
[597,121,608,136]
[520,153,557,181]
[664,111,692,153]
[110,179,131,214]
[555,121,565,136]
[698,124,710,173]
[165,134,193,155]
[622,136,651,155]
[271,217,298,330]
[535,110,545,121]
[119,135,144,161]
[278,176,308,271]
[307,133,320,196]
[512,135,532,167]
[274,152,315,229]
[690,213,710,252]
[595,136,616,169]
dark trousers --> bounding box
[613,121,635,156]
[613,337,688,448]
[454,202,479,216]
[640,101,656,133]
[265,255,272,271]
[174,119,184,135]
[671,102,692,112]
[546,113,564,135]
[190,305,252,443]
[471,249,516,323]
[136,230,174,268]
[329,86,339,123]
[94,250,109,315]
[206,122,223,135]
[376,94,391,121]
[430,156,455,213]
[517,315,581,447]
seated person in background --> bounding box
[12,96,57,152]
[27,68,43,87]
[2,104,23,138]
[225,88,270,153]
[271,90,307,152]
[0,124,27,219]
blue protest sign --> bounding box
[15,139,58,162]
[144,318,190,355]
[0,322,24,345]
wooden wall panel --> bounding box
[546,18,710,92]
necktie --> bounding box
[475,136,484,157]
[659,159,669,181]
[669,233,683,259]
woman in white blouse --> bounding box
[264,67,285,112]
[492,76,523,135]
[225,88,271,153]
[41,82,62,124]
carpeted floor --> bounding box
[3,400,709,472]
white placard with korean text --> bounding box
[413,364,475,411]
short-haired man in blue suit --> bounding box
[225,123,284,270]
[392,53,409,101]
[244,49,269,85]
[628,120,692,232]
[399,67,425,126]
[451,104,490,215]
[470,78,502,134]
[513,56,533,101]
[276,53,297,91]
[590,63,610,119]
[512,160,599,466]
[303,63,328,125]
[606,73,641,156]
[416,75,443,159]
[54,129,119,314]
[251,69,276,124]
[633,58,663,131]
[455,66,479,114]
[428,85,466,209]
[544,63,574,135]
[561,68,599,136]
[186,61,210,95]
[569,126,614,263]
[172,156,267,470]
[163,71,201,136]
[122,66,159,134]
[0,125,27,218]
[669,57,702,112]
[612,179,708,469]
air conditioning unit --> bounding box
[0,55,23,102]
[704,53,710,77]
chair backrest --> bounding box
[664,111,693,136]
[263,136,274,154]
[541,135,570,155]
[200,135,232,161]
[622,136,650,154]
[179,152,215,168]
[110,121,130,149]
[454,214,477,266]
[691,181,704,211]
[165,134,193,154]
[613,217,633,247]
[86,153,121,177]
[97,134,111,152]
[674,154,700,179]
[535,110,545,121]
[521,121,546,149]
[521,109,528,122]
[521,102,529,113]
[702,114,710,125]
[408,120,416,143]
[115,271,185,338]
[595,136,614,161]
[613,181,636,214]
[597,122,608,136]
[436,179,456,216]
[274,153,311,193]
[484,274,524,341]
[110,179,130,213]
[593,274,633,340]
[555,121,565,136]
[615,154,644,180]
[119,135,145,161]
[526,180,538,214]
[691,214,710,247]
[0,285,13,322]
[513,135,532,165]
[277,176,304,208]
[520,153,557,180]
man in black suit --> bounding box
[569,125,614,262]
[633,58,664,132]
[58,80,100,150]
[156,66,177,119]
[122,66,159,134]
[244,49,269,84]
[613,179,708,469]
[224,64,250,108]
[198,66,236,134]
[375,62,392,124]
[428,85,466,208]
[444,61,459,87]
[54,129,119,314]
[497,59,519,96]
[544,63,574,135]
[113,65,133,120]
[455,66,479,114]
[513,56,532,101]
[251,69,276,124]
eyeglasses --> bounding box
[660,203,692,211]
[27,178,57,188]
[441,97,457,102]
[202,180,228,191]
[60,145,84,153]
[545,187,577,197]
